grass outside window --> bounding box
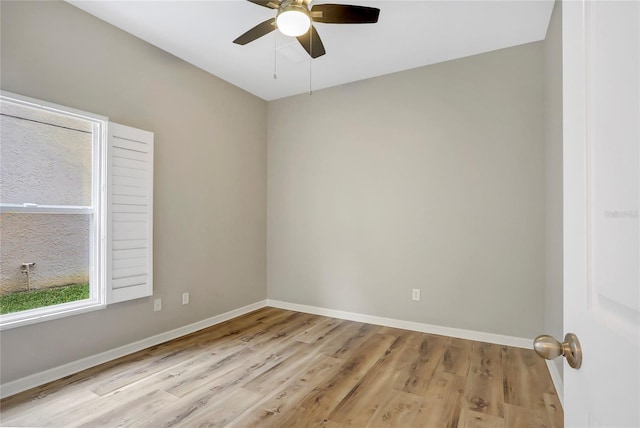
[0,284,90,315]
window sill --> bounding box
[0,299,107,331]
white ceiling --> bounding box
[68,1,554,101]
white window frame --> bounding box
[0,91,108,330]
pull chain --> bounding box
[273,32,277,80]
[309,31,313,95]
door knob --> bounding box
[533,332,582,369]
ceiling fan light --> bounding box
[276,8,311,37]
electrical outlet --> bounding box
[182,292,189,305]
[154,298,162,312]
[412,288,421,301]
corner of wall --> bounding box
[543,0,564,395]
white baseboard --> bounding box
[267,299,533,349]
[0,300,268,399]
[545,359,564,408]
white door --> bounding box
[563,0,639,427]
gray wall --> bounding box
[0,1,267,384]
[543,0,564,383]
[267,43,546,338]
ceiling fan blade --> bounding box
[310,4,380,24]
[247,0,279,9]
[233,18,276,45]
[297,25,326,59]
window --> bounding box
[0,92,153,330]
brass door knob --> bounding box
[533,333,582,369]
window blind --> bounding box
[107,123,153,304]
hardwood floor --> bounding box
[0,307,563,427]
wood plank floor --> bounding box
[0,307,563,427]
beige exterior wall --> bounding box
[0,215,89,293]
[0,103,92,294]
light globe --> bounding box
[276,7,311,37]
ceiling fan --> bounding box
[233,0,380,59]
